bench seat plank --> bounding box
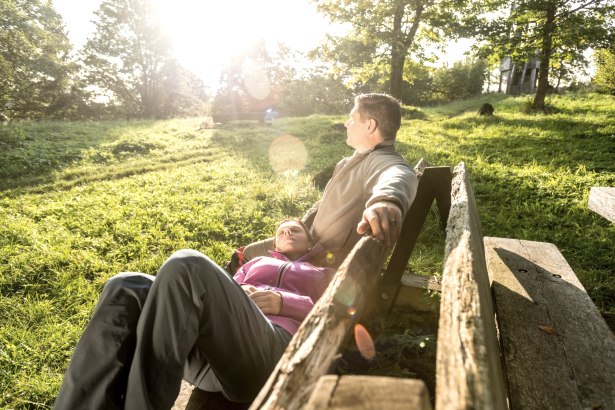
[305,375,431,410]
[588,187,615,223]
[436,163,507,410]
[484,237,615,409]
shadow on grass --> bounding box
[443,115,615,173]
[207,118,356,185]
[491,247,615,408]
[0,121,161,193]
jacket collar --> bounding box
[355,140,396,155]
[268,243,325,263]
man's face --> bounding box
[344,105,372,150]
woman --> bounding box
[55,219,334,410]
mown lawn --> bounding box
[1,93,613,408]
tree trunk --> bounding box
[533,1,557,111]
[388,1,424,100]
[389,51,406,100]
[389,2,406,99]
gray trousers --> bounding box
[54,249,291,410]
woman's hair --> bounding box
[275,218,313,244]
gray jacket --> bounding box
[303,141,417,266]
[243,142,417,267]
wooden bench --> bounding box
[175,163,615,409]
[589,187,615,223]
[305,375,431,410]
[437,164,615,409]
[212,111,266,124]
[484,237,615,409]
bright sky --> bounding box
[52,0,471,89]
[51,0,341,88]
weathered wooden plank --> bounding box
[394,273,441,312]
[250,236,390,410]
[588,187,615,223]
[484,237,615,410]
[378,166,452,314]
[401,272,442,292]
[305,375,432,410]
[172,381,194,410]
[435,163,507,410]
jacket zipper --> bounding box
[275,262,292,287]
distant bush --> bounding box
[593,49,615,95]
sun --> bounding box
[150,0,337,87]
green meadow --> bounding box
[1,93,614,408]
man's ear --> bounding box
[368,118,378,134]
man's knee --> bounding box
[99,272,154,309]
[105,272,155,291]
[156,249,222,288]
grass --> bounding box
[1,92,614,408]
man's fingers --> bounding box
[358,202,403,247]
[387,206,402,245]
[357,219,370,234]
[367,210,384,242]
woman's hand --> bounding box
[248,289,282,315]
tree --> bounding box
[477,0,615,111]
[80,0,206,118]
[0,0,75,119]
[213,40,296,116]
[432,59,487,101]
[593,48,615,94]
[311,0,474,99]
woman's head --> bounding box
[274,218,312,260]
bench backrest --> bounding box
[435,163,507,409]
[250,161,444,409]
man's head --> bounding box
[274,218,312,260]
[345,93,402,150]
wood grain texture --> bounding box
[435,163,507,410]
[305,375,432,410]
[484,237,615,410]
[588,187,615,223]
[249,236,390,410]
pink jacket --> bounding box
[233,247,334,336]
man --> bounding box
[245,93,417,267]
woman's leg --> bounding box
[124,249,291,408]
[54,272,154,410]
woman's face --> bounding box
[275,221,310,258]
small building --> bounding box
[499,56,540,95]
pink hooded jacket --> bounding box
[233,246,334,336]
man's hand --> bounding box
[357,201,402,247]
[248,289,282,315]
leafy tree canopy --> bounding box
[593,48,615,94]
[311,0,475,100]
[81,0,207,118]
[0,0,75,120]
[475,0,615,109]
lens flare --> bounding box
[347,306,357,316]
[334,277,359,308]
[354,323,376,360]
[268,135,308,173]
[325,251,336,265]
[242,58,270,100]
